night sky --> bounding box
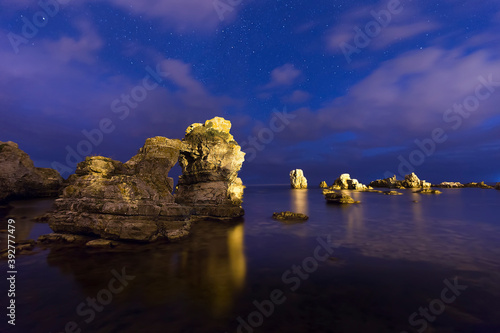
[1,0,500,185]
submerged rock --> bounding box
[324,191,360,204]
[272,211,309,221]
[319,181,328,188]
[50,137,192,242]
[175,117,245,218]
[0,141,63,203]
[414,189,442,195]
[330,173,367,190]
[369,173,430,189]
[290,169,308,189]
[433,182,464,188]
[383,191,403,196]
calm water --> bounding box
[1,187,500,333]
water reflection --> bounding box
[290,189,308,215]
[45,220,247,322]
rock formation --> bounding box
[330,173,367,190]
[369,173,430,189]
[175,117,245,219]
[49,137,192,242]
[319,181,328,188]
[290,169,307,189]
[433,182,464,188]
[496,183,500,190]
[0,141,63,203]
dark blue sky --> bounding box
[1,0,500,185]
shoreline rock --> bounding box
[290,169,308,189]
[0,141,63,203]
[319,181,328,188]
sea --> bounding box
[1,186,500,333]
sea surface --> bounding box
[1,186,500,333]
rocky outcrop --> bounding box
[330,173,367,190]
[319,181,328,188]
[433,182,464,188]
[0,141,63,203]
[272,211,309,221]
[496,183,500,190]
[49,137,192,242]
[369,173,430,189]
[383,191,403,196]
[175,117,245,219]
[464,182,494,189]
[290,169,307,189]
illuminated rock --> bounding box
[290,169,307,189]
[175,117,245,218]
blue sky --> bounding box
[1,0,500,185]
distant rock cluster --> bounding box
[369,173,431,189]
[0,141,63,203]
[330,173,368,190]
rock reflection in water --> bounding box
[290,189,308,215]
[43,220,246,331]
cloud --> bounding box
[103,0,239,32]
[262,64,302,89]
[282,90,311,104]
[326,1,439,53]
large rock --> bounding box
[175,117,245,218]
[290,169,307,189]
[50,137,191,242]
[330,173,367,190]
[369,173,430,189]
[0,141,63,203]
